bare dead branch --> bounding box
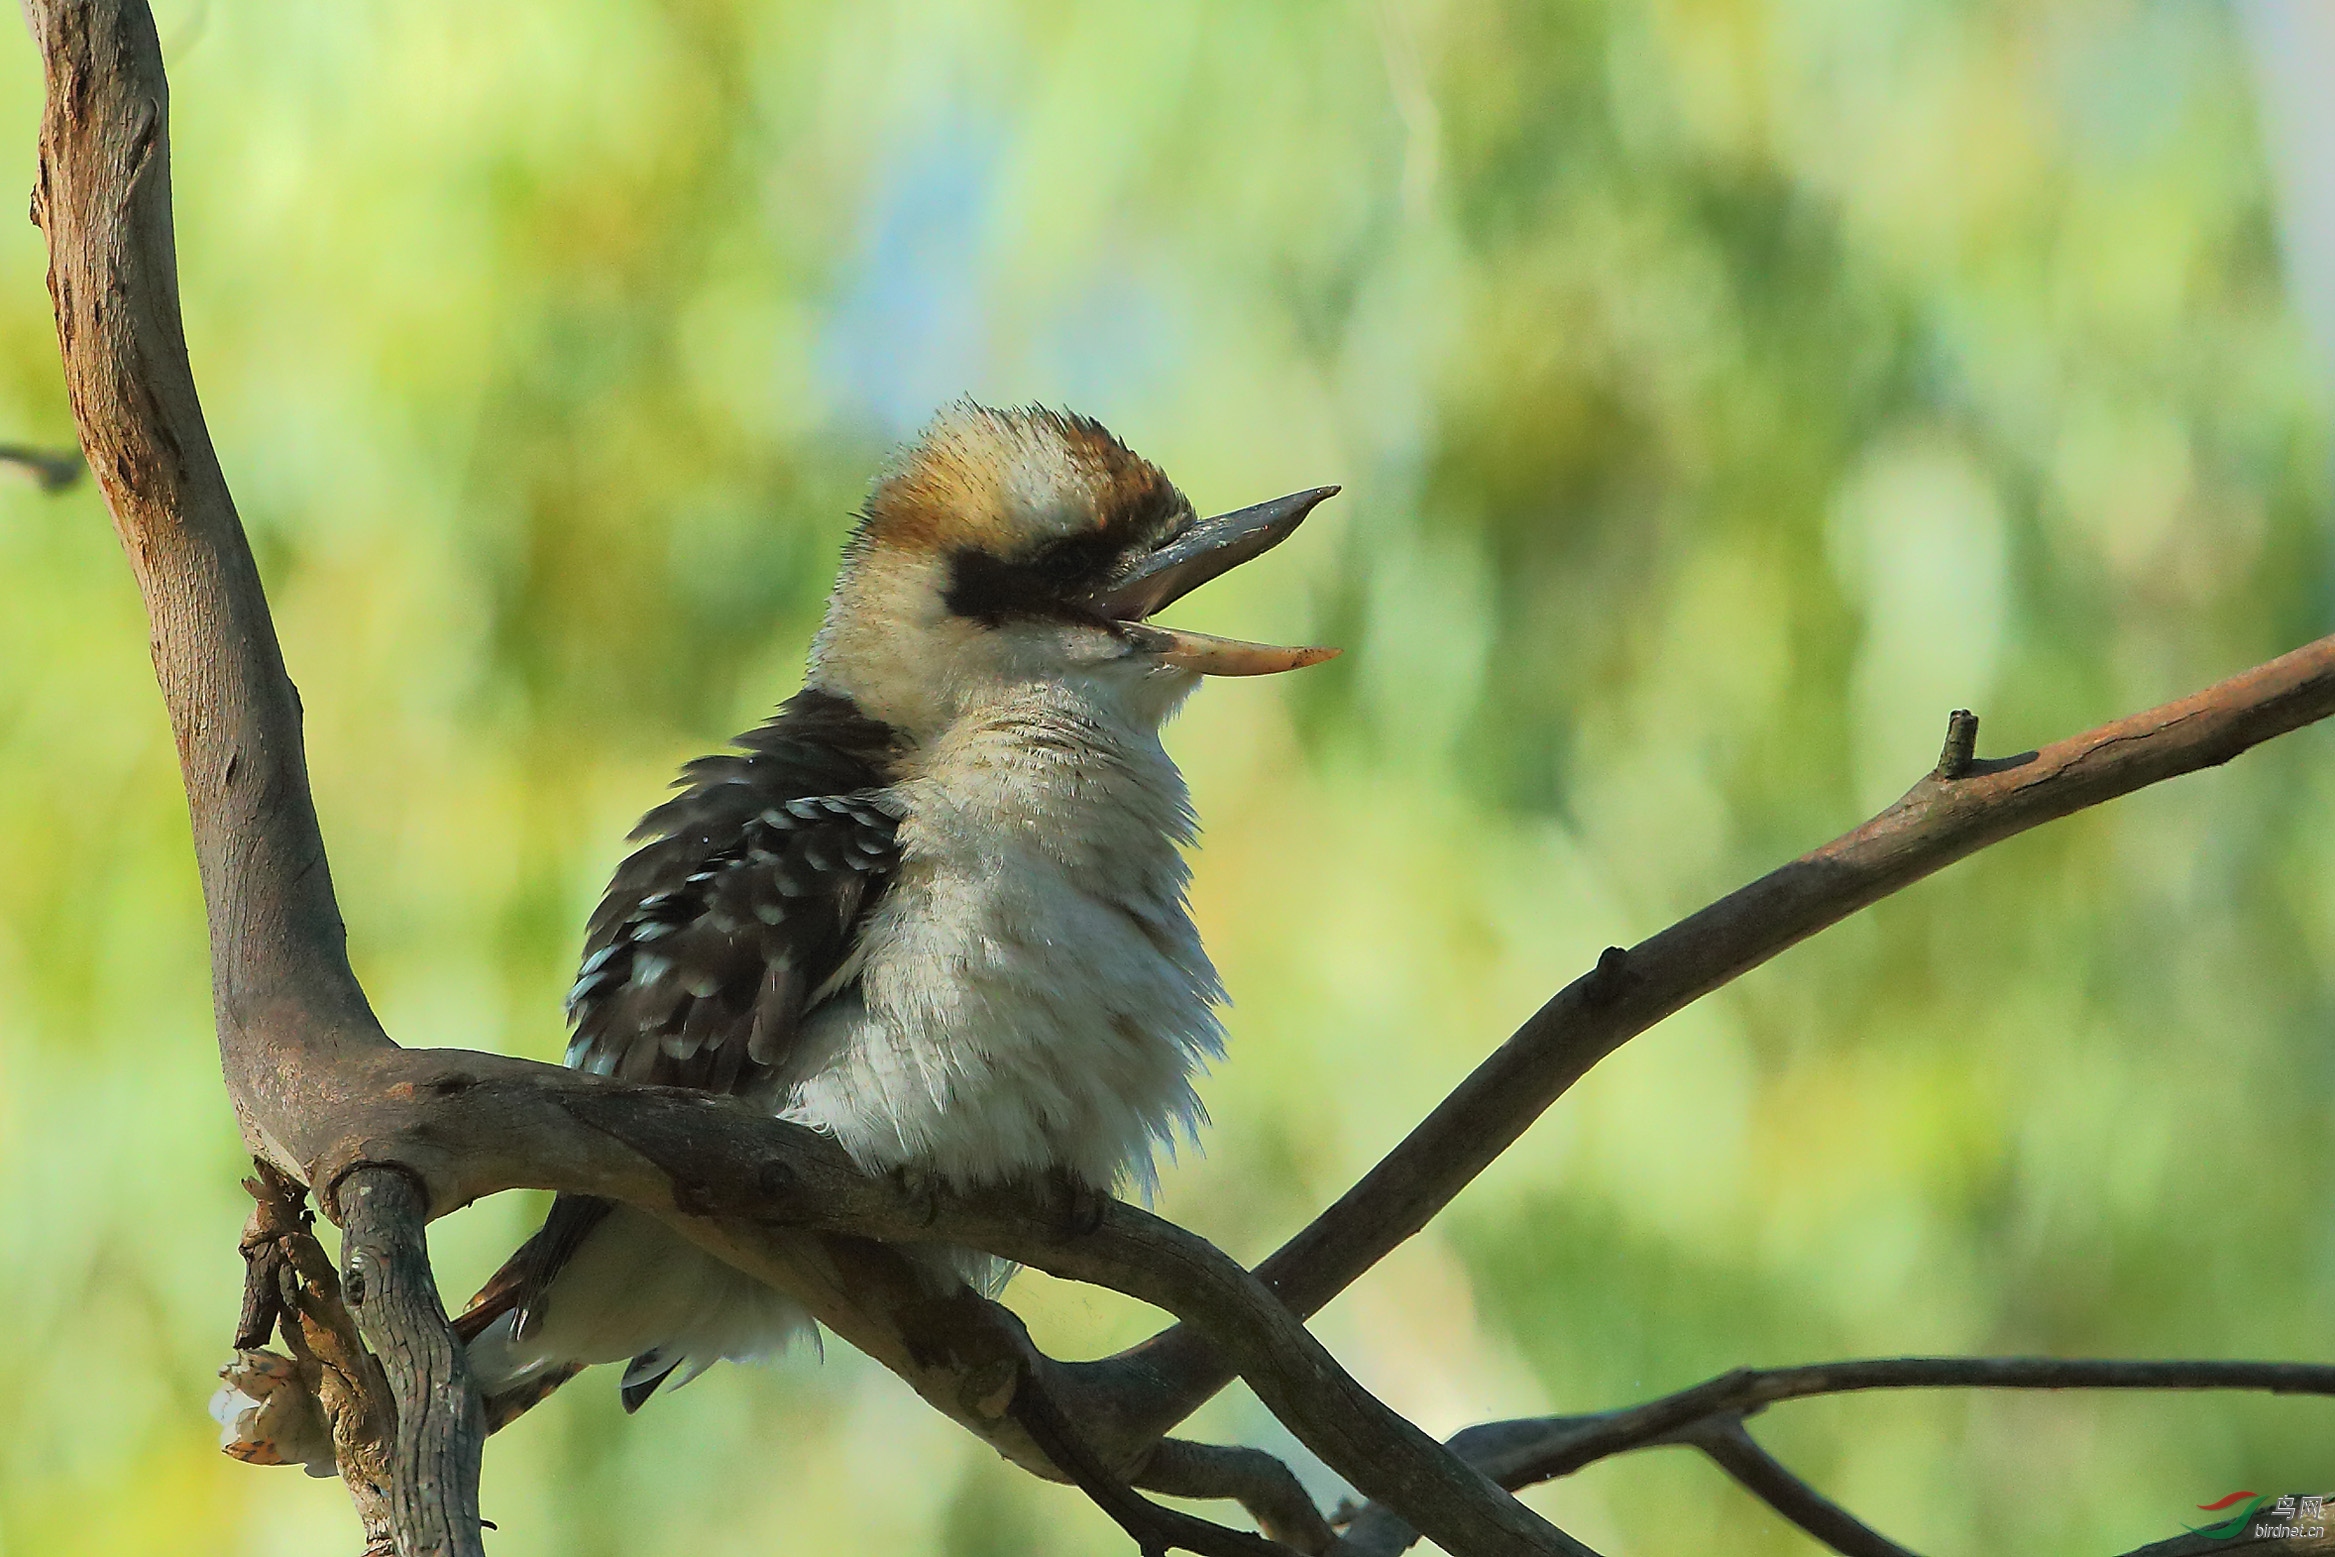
[1497,1356,2335,1482]
[660,1212,1579,1557]
[29,0,398,1159]
[1137,1441,1342,1556]
[1338,1356,2335,1555]
[16,0,1209,1543]
[1686,1418,1919,1557]
[337,1167,484,1557]
[18,11,1580,1536]
[1007,1359,1310,1557]
[1096,667,2335,1440]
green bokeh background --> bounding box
[2,2,2331,1552]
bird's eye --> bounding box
[942,535,1121,626]
[1035,535,1116,587]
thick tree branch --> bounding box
[129,634,2335,1518]
[29,0,395,1171]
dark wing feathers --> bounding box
[564,691,903,1094]
[459,691,902,1422]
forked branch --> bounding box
[1336,1357,2335,1556]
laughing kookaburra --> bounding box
[455,403,1337,1420]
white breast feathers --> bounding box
[782,684,1225,1195]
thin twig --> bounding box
[233,1204,287,1351]
[0,440,84,490]
[1934,707,1979,779]
[1137,1440,1342,1557]
[1687,1418,1919,1557]
[1503,1356,2335,1483]
[1008,1360,1307,1557]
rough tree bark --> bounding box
[29,2,2335,1554]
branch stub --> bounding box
[1936,709,1979,779]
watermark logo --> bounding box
[2187,1493,2328,1542]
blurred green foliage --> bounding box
[0,1,2330,1553]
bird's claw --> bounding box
[889,1165,942,1228]
[1039,1169,1108,1238]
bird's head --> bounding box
[808,403,1338,742]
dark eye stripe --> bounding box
[942,533,1124,626]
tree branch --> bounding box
[337,1167,485,1557]
[1336,1356,2335,1555]
[1092,660,2335,1441]
[659,1212,1583,1556]
[1496,1356,2335,1484]
[1005,1354,1307,1557]
[16,12,1578,1545]
[128,635,2335,1529]
[1685,1418,1917,1557]
[653,1224,1347,1557]
[29,0,396,1174]
[1136,1440,1343,1556]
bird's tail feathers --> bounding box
[460,1204,817,1421]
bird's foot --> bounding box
[1036,1168,1108,1239]
[888,1164,942,1229]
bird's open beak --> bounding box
[1090,486,1342,676]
